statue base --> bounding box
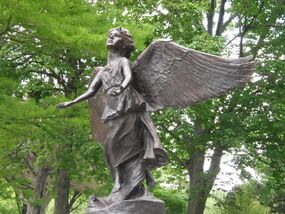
[86,196,165,214]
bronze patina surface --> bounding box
[57,27,255,214]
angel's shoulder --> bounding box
[118,57,131,67]
[94,66,104,72]
[90,66,104,80]
[95,66,104,74]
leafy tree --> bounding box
[153,187,188,214]
[217,183,270,214]
[237,179,285,214]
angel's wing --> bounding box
[88,67,107,144]
[132,40,256,111]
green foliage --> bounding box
[153,187,187,214]
[244,179,285,214]
[1,0,109,58]
[231,59,285,187]
[0,181,19,214]
[217,183,270,214]
[0,200,18,214]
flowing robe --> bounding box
[100,57,167,200]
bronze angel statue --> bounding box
[57,27,255,212]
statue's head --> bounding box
[106,27,135,58]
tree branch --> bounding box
[252,33,267,59]
[0,15,12,36]
[225,32,242,47]
[69,197,85,212]
[205,145,224,179]
[68,191,82,211]
[206,0,216,35]
[24,153,37,176]
[239,0,265,56]
[158,123,187,166]
[220,13,238,34]
[215,0,226,36]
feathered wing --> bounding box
[88,40,255,143]
[132,40,256,111]
[88,67,107,144]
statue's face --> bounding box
[106,28,134,58]
[106,29,123,50]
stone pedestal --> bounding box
[86,197,165,214]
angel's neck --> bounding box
[107,51,123,65]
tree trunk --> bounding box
[202,146,224,205]
[215,0,226,36]
[27,166,50,214]
[22,203,28,214]
[206,0,216,36]
[187,149,207,214]
[54,169,70,214]
[187,145,224,214]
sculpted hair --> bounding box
[108,27,135,58]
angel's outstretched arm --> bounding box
[57,69,103,109]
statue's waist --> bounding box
[102,89,146,120]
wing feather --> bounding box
[133,40,255,111]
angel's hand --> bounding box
[108,86,122,96]
[56,101,73,109]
